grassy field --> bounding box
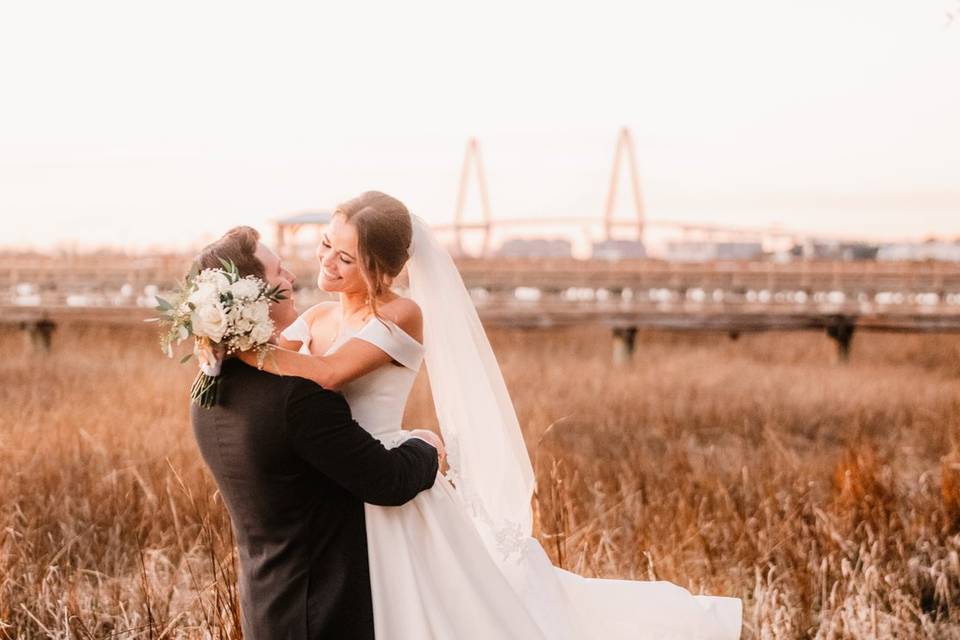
[2,324,960,638]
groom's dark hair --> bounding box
[195,226,266,279]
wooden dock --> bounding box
[3,256,960,361]
[6,256,959,296]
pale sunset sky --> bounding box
[0,0,958,252]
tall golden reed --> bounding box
[2,325,960,638]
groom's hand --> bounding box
[409,429,445,470]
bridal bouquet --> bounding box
[153,259,286,407]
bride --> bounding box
[238,190,742,639]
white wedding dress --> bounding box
[283,314,742,639]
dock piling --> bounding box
[612,327,638,364]
[21,318,56,352]
[826,316,856,363]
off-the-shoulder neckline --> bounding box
[347,316,424,349]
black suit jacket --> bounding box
[190,359,438,640]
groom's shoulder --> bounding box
[217,362,344,420]
[284,374,345,409]
[227,359,325,392]
[216,360,290,401]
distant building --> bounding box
[665,241,763,262]
[496,237,573,259]
[591,239,647,260]
[275,210,334,258]
[876,241,960,262]
[792,240,879,261]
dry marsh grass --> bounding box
[2,325,960,638]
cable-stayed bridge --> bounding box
[276,128,918,265]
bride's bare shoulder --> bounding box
[379,297,422,341]
[302,301,339,325]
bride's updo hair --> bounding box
[334,190,413,321]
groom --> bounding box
[190,227,442,639]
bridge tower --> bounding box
[453,137,493,257]
[603,127,645,243]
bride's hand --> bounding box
[409,429,446,470]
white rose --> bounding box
[212,271,231,293]
[195,270,217,286]
[235,334,255,352]
[229,278,261,300]
[191,302,229,342]
[250,320,274,345]
[197,269,231,293]
[223,304,242,328]
[242,300,271,324]
[187,281,218,308]
[235,317,254,334]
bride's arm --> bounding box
[274,334,302,351]
[236,341,395,391]
[237,302,327,378]
[239,299,424,391]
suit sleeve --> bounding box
[285,379,438,506]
